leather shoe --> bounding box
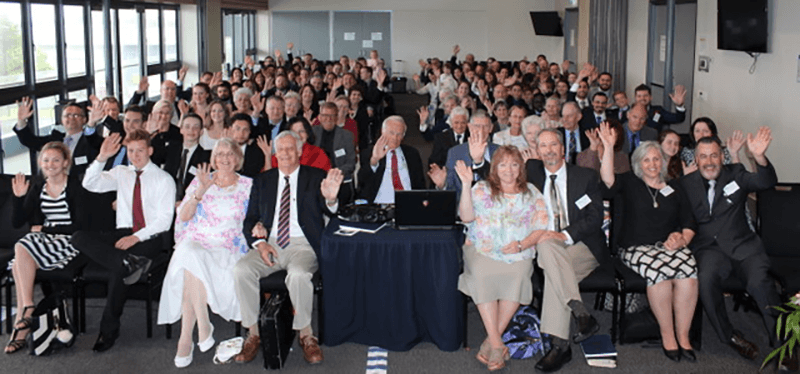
[729,330,759,360]
[234,335,260,364]
[122,254,152,285]
[680,347,697,363]
[535,344,572,372]
[92,331,119,352]
[572,314,600,343]
[662,346,680,362]
[298,335,324,364]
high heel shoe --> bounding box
[198,323,215,353]
[5,305,35,354]
[662,346,681,362]
[680,347,697,362]
[174,344,194,368]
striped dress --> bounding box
[16,184,80,270]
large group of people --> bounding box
[4,42,790,372]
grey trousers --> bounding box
[536,239,599,340]
[233,236,318,331]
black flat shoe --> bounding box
[572,314,600,343]
[663,347,680,362]
[680,347,697,362]
[535,344,572,372]
[92,332,118,353]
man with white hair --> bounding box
[429,106,470,167]
[357,116,425,204]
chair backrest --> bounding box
[757,183,800,258]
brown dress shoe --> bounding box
[234,335,261,364]
[728,330,759,361]
[298,335,324,364]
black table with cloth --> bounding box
[320,219,465,351]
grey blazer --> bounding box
[312,126,356,181]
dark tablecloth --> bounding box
[320,219,465,351]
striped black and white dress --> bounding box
[16,184,80,270]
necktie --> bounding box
[391,150,404,190]
[631,132,639,153]
[549,174,567,232]
[64,136,73,149]
[707,180,716,215]
[276,176,291,249]
[176,149,189,200]
[456,134,462,144]
[132,170,145,233]
[113,146,127,167]
[568,131,577,163]
[596,116,602,125]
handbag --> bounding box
[213,337,244,364]
[26,291,75,356]
[501,305,550,359]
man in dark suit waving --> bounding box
[357,116,425,203]
[233,131,343,365]
[680,130,780,361]
[525,128,605,372]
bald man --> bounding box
[621,104,658,155]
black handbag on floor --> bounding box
[259,292,295,369]
[27,291,75,356]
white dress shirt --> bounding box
[267,167,337,243]
[543,163,574,244]
[372,147,412,204]
[83,160,177,241]
[179,144,199,182]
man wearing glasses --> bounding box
[311,102,356,204]
[14,97,101,179]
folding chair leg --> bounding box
[146,277,153,338]
[618,292,627,344]
[690,304,703,351]
[80,280,86,333]
[5,278,12,334]
[72,281,80,335]
[166,323,172,339]
[463,295,469,349]
[316,288,324,344]
[611,292,619,344]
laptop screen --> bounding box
[394,190,457,227]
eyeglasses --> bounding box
[62,113,85,119]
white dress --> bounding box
[157,175,252,324]
[199,132,221,151]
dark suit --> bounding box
[621,124,658,155]
[525,160,607,263]
[443,143,499,198]
[357,144,426,203]
[580,107,613,129]
[646,104,685,133]
[557,127,591,165]
[162,144,211,197]
[240,143,265,178]
[150,125,183,167]
[360,79,384,106]
[681,162,780,343]
[429,129,469,167]
[13,123,100,179]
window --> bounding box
[92,10,108,98]
[0,102,31,174]
[145,8,160,65]
[68,90,87,103]
[222,10,256,70]
[163,9,177,62]
[64,5,86,78]
[0,2,24,89]
[36,95,57,131]
[119,8,141,103]
[31,3,57,83]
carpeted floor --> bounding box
[0,94,793,373]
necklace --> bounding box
[644,180,659,208]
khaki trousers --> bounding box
[536,239,599,340]
[233,236,318,331]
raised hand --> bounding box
[682,160,698,175]
[468,127,488,164]
[137,76,149,94]
[98,132,122,162]
[370,135,390,166]
[287,42,294,50]
[376,69,387,85]
[11,173,30,197]
[412,73,421,82]
[521,148,538,162]
[16,96,34,125]
[256,135,271,156]
[416,106,429,124]
[585,128,600,151]
[178,65,189,82]
[332,77,343,91]
[320,168,344,202]
[428,164,446,189]
[210,72,223,87]
[669,84,687,106]
[87,98,107,125]
[746,126,772,161]
[453,44,460,55]
[726,130,745,155]
[244,55,255,68]
[177,99,189,118]
[251,94,264,115]
[597,121,616,149]
[561,60,570,74]
[418,59,428,69]
[274,48,282,58]
[455,160,472,185]
[194,163,213,197]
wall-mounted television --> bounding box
[717,0,768,53]
[530,11,563,37]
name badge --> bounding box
[723,181,740,196]
[660,185,674,197]
[334,148,346,158]
[188,166,197,175]
[652,112,661,122]
[575,194,592,210]
[74,156,88,165]
[102,126,110,138]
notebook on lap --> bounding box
[394,190,457,230]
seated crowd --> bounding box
[5,42,790,372]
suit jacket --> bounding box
[357,144,426,203]
[150,125,183,167]
[361,79,384,106]
[12,174,87,233]
[680,162,777,261]
[525,159,608,263]
[557,127,591,164]
[444,143,499,196]
[241,143,266,178]
[621,124,658,154]
[646,104,685,133]
[312,126,356,181]
[162,143,211,191]
[579,107,613,129]
[242,165,330,254]
[429,129,470,167]
[13,123,100,179]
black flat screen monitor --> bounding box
[530,11,563,37]
[717,0,768,53]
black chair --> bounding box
[758,183,800,297]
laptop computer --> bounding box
[394,190,457,230]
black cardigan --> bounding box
[12,175,85,235]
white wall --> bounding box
[267,0,565,77]
[626,0,800,182]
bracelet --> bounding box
[517,240,522,252]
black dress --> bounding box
[605,172,698,286]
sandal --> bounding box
[13,305,35,332]
[487,346,508,371]
[5,328,29,354]
[476,338,491,364]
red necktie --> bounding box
[132,170,146,233]
[391,150,403,190]
[276,176,291,249]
